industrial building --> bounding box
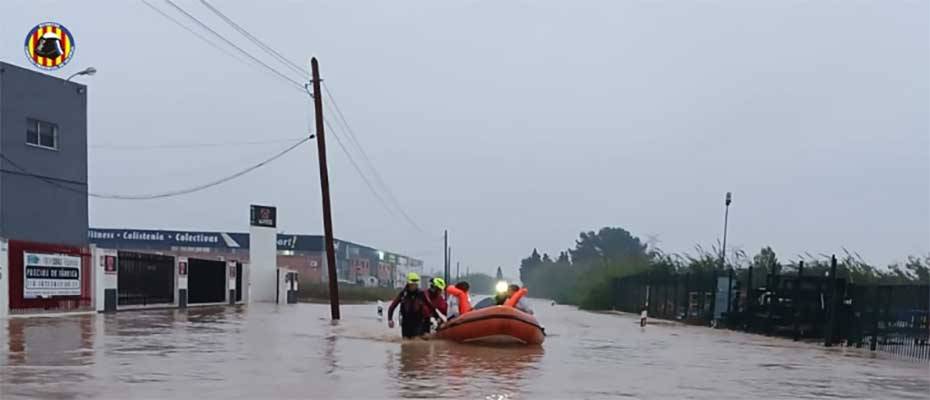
[88,228,423,311]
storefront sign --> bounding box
[24,252,81,298]
[103,255,116,274]
[250,205,276,228]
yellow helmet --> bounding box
[431,277,446,290]
[406,272,420,283]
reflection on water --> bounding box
[1,301,927,399]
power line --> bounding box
[157,0,305,91]
[140,0,249,65]
[323,84,426,233]
[0,138,309,200]
[144,0,428,235]
[196,0,427,235]
[90,137,305,150]
[322,118,399,219]
[198,0,306,77]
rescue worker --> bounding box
[504,284,534,315]
[423,277,449,334]
[387,273,438,339]
[446,281,472,319]
[426,277,449,316]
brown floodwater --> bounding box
[1,299,927,399]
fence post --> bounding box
[727,268,734,315]
[793,261,804,341]
[710,268,718,324]
[825,255,838,347]
[684,272,691,321]
[870,286,879,351]
[767,261,777,335]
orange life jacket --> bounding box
[504,287,528,308]
[446,285,471,315]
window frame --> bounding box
[25,118,59,151]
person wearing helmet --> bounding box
[423,277,449,333]
[387,272,438,338]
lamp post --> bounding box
[720,192,732,270]
[714,192,732,326]
[66,67,96,82]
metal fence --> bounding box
[611,263,929,362]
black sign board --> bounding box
[250,205,277,228]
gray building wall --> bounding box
[0,62,88,246]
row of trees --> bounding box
[519,226,929,310]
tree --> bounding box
[519,248,543,284]
[752,247,780,274]
[904,255,930,283]
[556,251,571,265]
[569,227,648,268]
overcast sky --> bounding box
[1,1,927,277]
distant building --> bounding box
[87,228,423,289]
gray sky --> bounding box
[1,0,927,277]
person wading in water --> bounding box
[387,273,439,339]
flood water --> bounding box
[1,300,927,399]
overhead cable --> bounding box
[158,0,305,91]
[198,0,306,77]
[0,137,309,200]
[322,84,426,234]
[91,137,306,150]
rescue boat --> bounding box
[435,305,545,345]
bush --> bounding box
[299,283,398,303]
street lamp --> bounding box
[66,67,96,82]
[720,192,732,270]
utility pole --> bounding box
[446,246,452,300]
[310,57,340,320]
[456,262,460,281]
[443,230,450,295]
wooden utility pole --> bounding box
[456,262,460,281]
[310,57,340,320]
[443,230,449,279]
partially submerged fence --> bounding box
[610,259,929,361]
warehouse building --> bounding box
[88,228,423,310]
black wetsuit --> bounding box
[387,288,435,338]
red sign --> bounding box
[178,261,187,276]
[103,255,116,274]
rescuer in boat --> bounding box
[500,284,534,315]
[387,273,439,339]
[424,277,449,333]
[446,281,472,319]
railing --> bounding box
[611,271,929,361]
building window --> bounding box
[26,118,58,150]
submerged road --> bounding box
[1,299,927,399]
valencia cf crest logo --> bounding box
[24,22,76,70]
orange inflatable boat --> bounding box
[435,305,545,345]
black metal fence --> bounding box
[611,261,929,362]
[117,251,176,306]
